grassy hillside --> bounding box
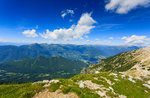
[81,46,150,77]
[0,72,149,98]
[0,56,87,83]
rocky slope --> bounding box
[0,72,150,98]
[81,46,150,77]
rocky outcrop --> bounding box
[33,89,79,98]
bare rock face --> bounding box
[33,89,79,98]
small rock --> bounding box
[43,84,50,87]
[119,95,127,98]
[43,80,49,83]
[145,90,149,93]
[78,81,85,88]
[128,76,136,83]
[147,80,150,84]
[95,91,106,97]
[109,73,118,77]
[143,84,150,89]
[94,77,98,80]
[49,80,59,83]
[114,79,119,81]
[121,74,126,78]
[95,71,100,74]
[109,87,114,91]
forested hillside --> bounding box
[0,56,87,83]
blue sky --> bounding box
[0,0,150,46]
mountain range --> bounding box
[0,43,140,63]
[0,45,150,98]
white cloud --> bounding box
[105,0,150,14]
[85,35,88,38]
[122,35,150,45]
[0,38,9,42]
[61,13,67,18]
[95,38,100,41]
[109,37,113,39]
[40,13,96,41]
[22,29,38,38]
[61,9,74,18]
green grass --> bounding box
[49,79,100,98]
[49,82,61,92]
[0,72,150,98]
[0,83,45,98]
[71,72,150,97]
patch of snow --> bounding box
[143,84,150,89]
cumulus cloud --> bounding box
[22,29,38,38]
[61,9,74,18]
[109,37,113,40]
[105,0,150,14]
[85,35,88,38]
[0,38,9,42]
[95,38,100,41]
[122,35,150,45]
[40,13,96,41]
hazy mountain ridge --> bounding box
[0,43,140,63]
